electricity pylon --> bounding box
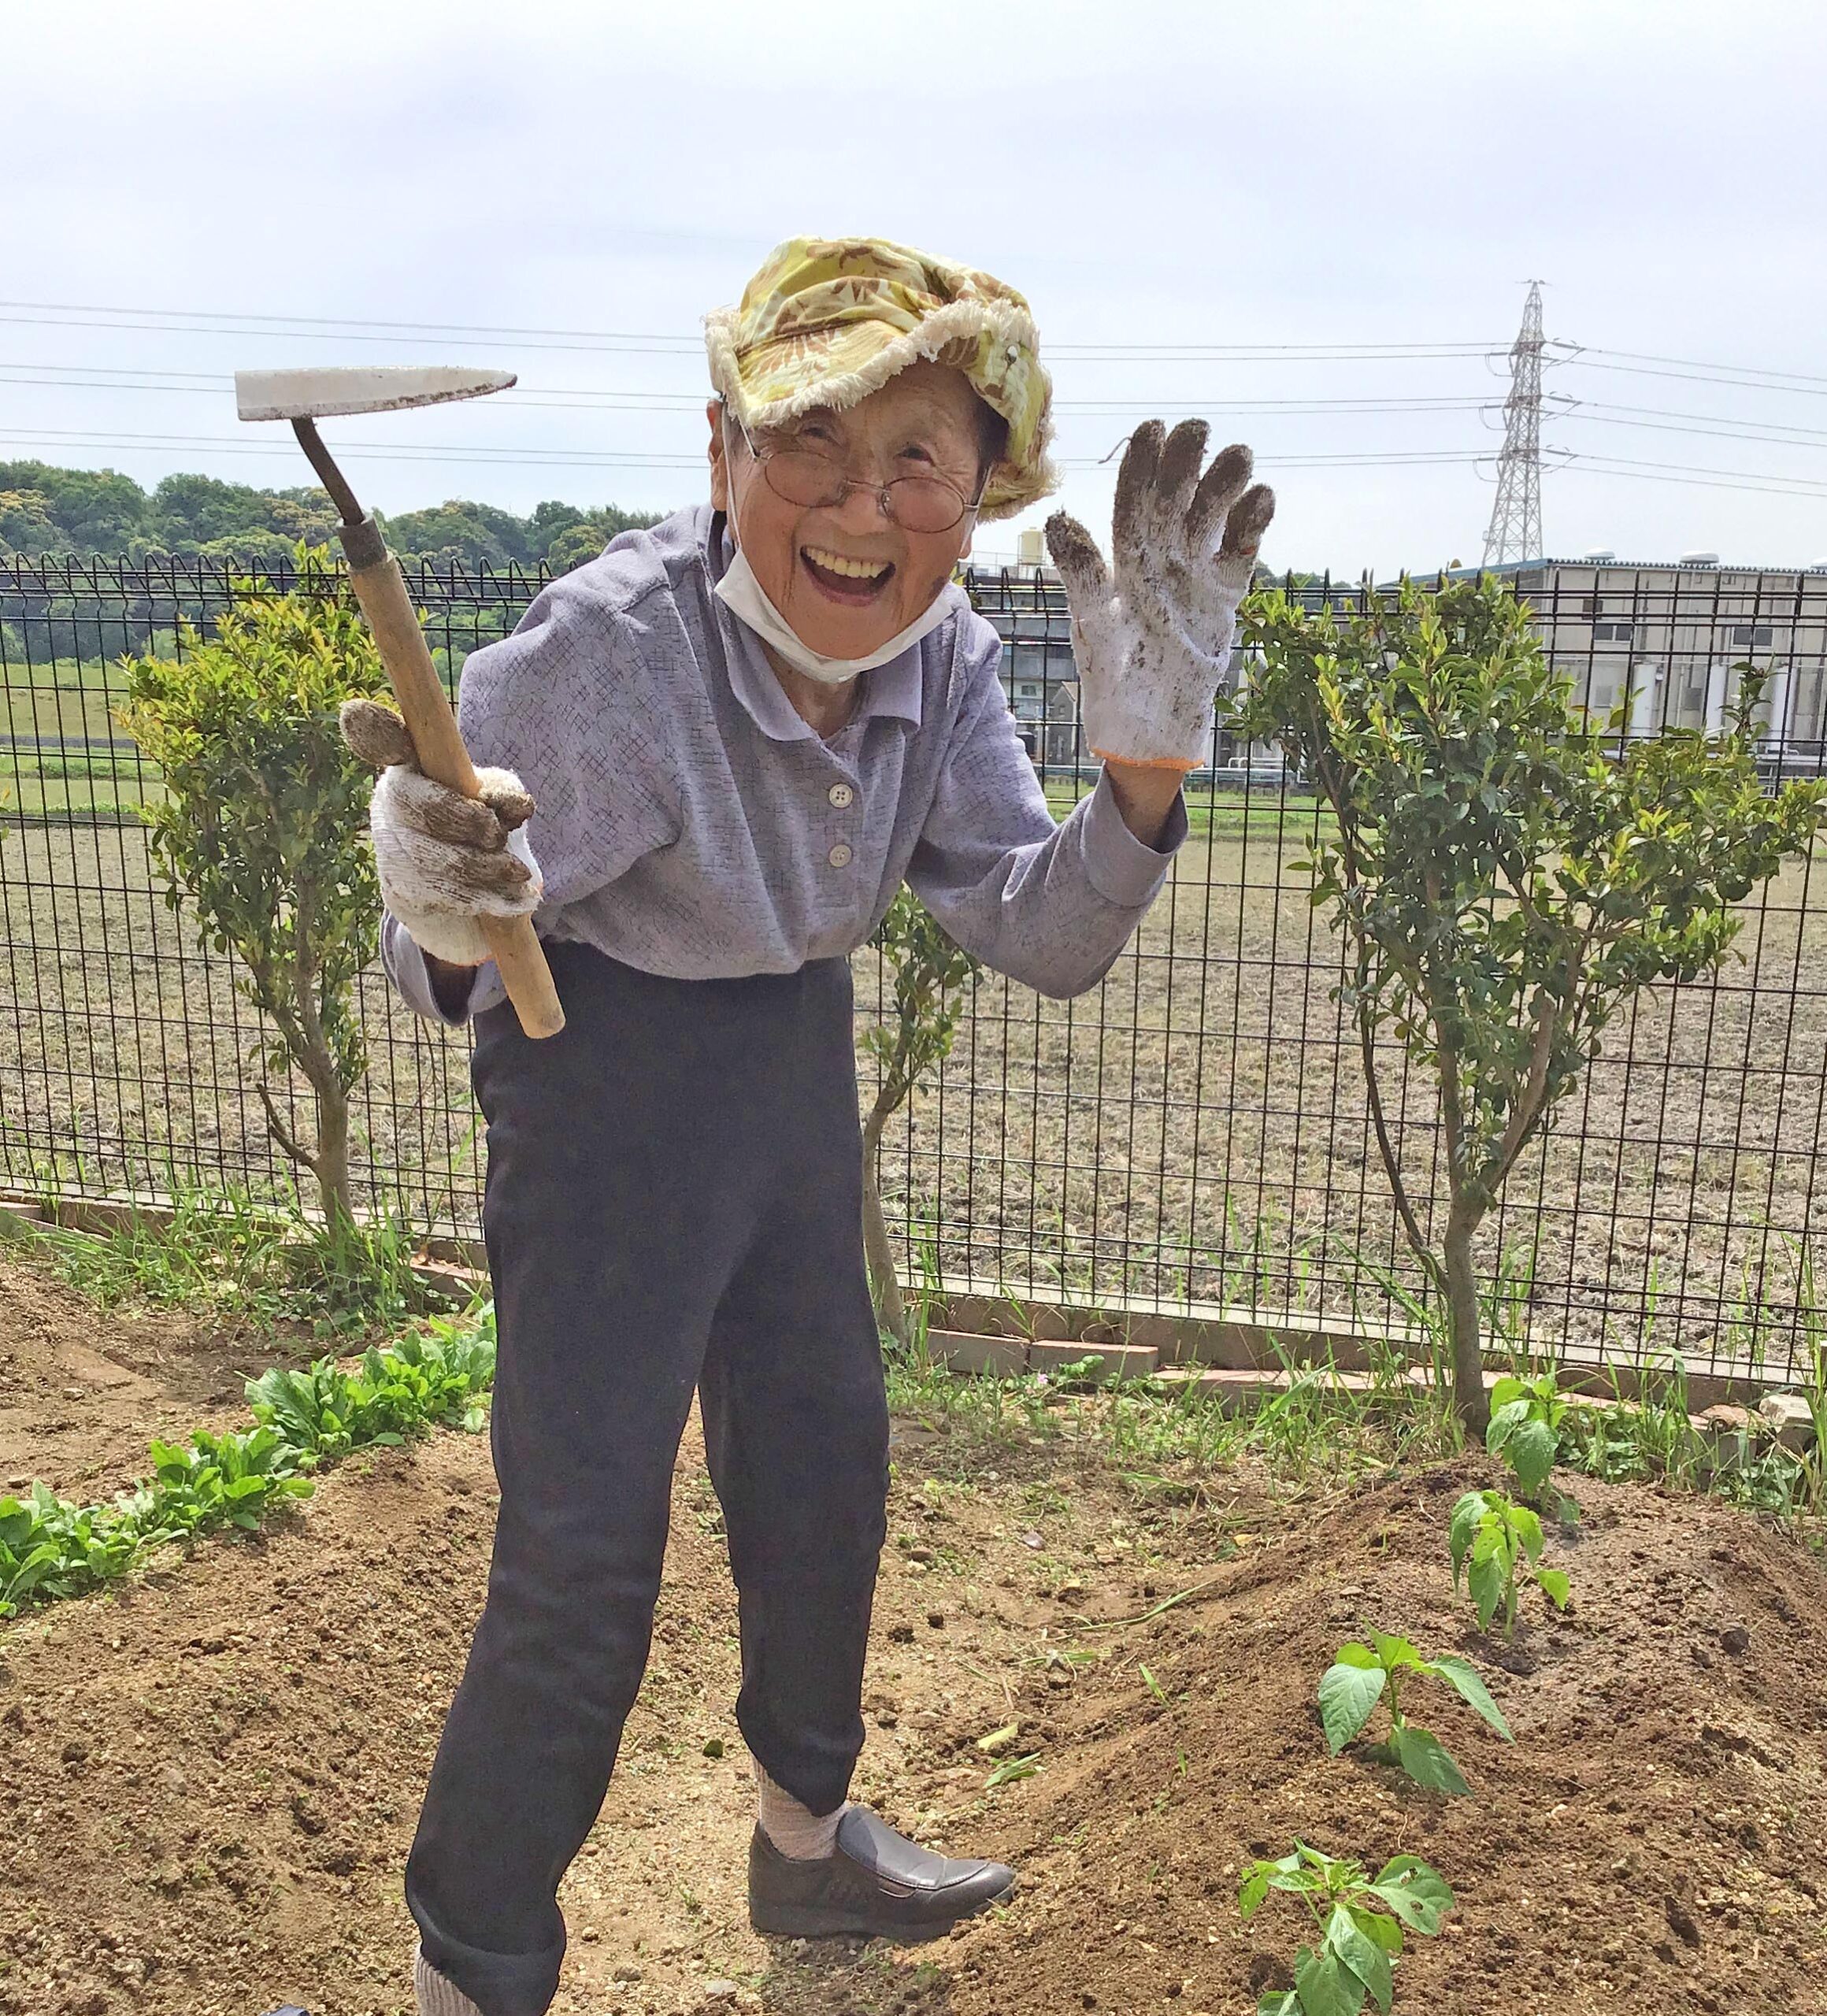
[1482,281,1546,566]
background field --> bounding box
[3,810,1821,1375]
[6,555,1825,1378]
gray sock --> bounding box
[415,1944,486,2016]
[755,1763,847,1859]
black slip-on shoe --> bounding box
[748,1805,1016,1940]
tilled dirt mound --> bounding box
[947,1463,1827,2016]
[4,1251,1825,2016]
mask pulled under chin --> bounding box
[713,543,959,685]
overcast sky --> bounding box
[6,0,1825,573]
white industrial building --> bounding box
[973,540,1827,784]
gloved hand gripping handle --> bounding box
[295,417,565,1039]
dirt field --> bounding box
[4,820,1825,1376]
[4,1254,1825,2016]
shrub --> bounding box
[1232,573,1827,1431]
[120,546,395,1230]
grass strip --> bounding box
[0,1303,496,1621]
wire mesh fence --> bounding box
[2,551,1822,1377]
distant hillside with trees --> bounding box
[0,461,664,573]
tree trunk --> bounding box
[860,1101,908,1349]
[1442,1212,1489,1436]
[313,1076,353,1236]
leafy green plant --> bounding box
[128,1428,315,1539]
[0,1305,496,1621]
[247,1314,497,1455]
[0,1429,312,1618]
[1450,1487,1570,1638]
[1238,1841,1454,2015]
[1317,1630,1511,1796]
[1484,1370,1579,1518]
[1232,574,1827,1432]
[862,891,983,1347]
[1,1482,141,1614]
[120,547,396,1230]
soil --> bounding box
[2,1254,1825,2016]
[0,1251,305,1499]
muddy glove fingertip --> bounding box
[476,767,536,832]
[340,696,416,771]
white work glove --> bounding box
[339,698,543,968]
[1045,420,1276,770]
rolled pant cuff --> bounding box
[411,1899,565,2016]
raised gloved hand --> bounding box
[1044,420,1276,771]
[339,698,543,967]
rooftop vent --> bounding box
[1679,550,1721,566]
[1582,548,1616,562]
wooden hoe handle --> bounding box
[343,529,565,1040]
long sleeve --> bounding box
[375,561,683,1025]
[380,912,502,1026]
[906,632,1186,999]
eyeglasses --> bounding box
[729,415,984,536]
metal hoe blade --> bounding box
[235,365,516,422]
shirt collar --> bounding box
[705,508,925,743]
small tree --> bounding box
[862,891,983,1347]
[121,547,393,1231]
[1231,573,1826,1432]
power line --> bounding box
[1551,354,1827,398]
[1559,411,1827,450]
[0,313,700,359]
[0,365,1513,420]
[1553,343,1827,391]
[12,364,1827,455]
[0,298,1506,361]
[1554,398,1827,447]
[1558,459,1827,501]
[0,425,1500,476]
[1558,451,1827,498]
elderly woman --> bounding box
[349,235,1273,2016]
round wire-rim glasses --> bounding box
[730,414,987,536]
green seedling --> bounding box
[1450,1487,1571,1639]
[1485,1373,1579,1518]
[246,1314,497,1455]
[1317,1631,1511,1797]
[985,1751,1041,1788]
[1238,1841,1454,2016]
[0,1306,497,1621]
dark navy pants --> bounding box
[406,943,889,2016]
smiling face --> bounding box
[708,359,997,661]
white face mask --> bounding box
[713,539,960,685]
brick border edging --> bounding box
[2,1190,1810,1419]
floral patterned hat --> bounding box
[705,235,1057,522]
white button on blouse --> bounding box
[828,842,854,869]
[828,782,855,809]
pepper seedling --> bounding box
[1485,1372,1580,1519]
[1317,1630,1512,1797]
[1450,1486,1571,1639]
[1238,1840,1454,2016]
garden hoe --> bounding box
[235,364,564,1038]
